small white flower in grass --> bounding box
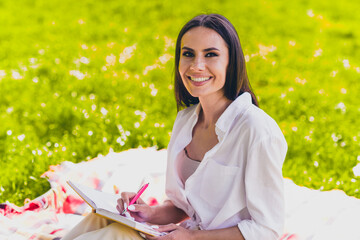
[91,104,96,111]
[335,102,346,113]
[17,134,25,141]
[78,19,85,25]
[351,179,356,183]
[6,107,13,114]
[69,70,86,80]
[62,147,66,151]
[314,161,319,167]
[88,131,93,136]
[330,70,338,77]
[244,55,250,62]
[340,142,346,147]
[37,150,42,155]
[103,137,107,143]
[101,107,108,116]
[289,40,296,46]
[291,126,298,132]
[119,44,137,64]
[304,136,312,141]
[33,77,39,83]
[307,9,315,17]
[12,70,23,80]
[356,67,360,73]
[0,70,6,79]
[80,57,90,64]
[29,58,37,64]
[258,44,277,57]
[357,155,360,161]
[134,122,140,128]
[159,53,173,64]
[331,133,339,142]
[81,44,88,50]
[106,54,116,66]
[149,83,158,96]
[343,59,350,69]
[38,49,45,55]
[353,163,360,177]
[116,137,125,146]
[54,143,59,148]
[143,64,162,75]
[309,116,314,122]
[7,130,12,136]
[340,88,347,94]
[314,48,323,57]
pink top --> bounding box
[177,149,200,184]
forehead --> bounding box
[181,26,228,50]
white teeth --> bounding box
[190,77,211,82]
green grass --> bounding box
[1,0,359,206]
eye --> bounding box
[205,52,218,57]
[182,51,194,57]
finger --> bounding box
[156,223,178,232]
[121,192,136,205]
[117,198,124,212]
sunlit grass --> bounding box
[1,0,359,205]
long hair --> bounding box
[174,14,258,111]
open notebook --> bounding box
[67,181,165,237]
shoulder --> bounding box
[234,104,286,145]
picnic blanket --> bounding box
[1,148,360,240]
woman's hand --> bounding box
[145,224,195,240]
[116,191,155,223]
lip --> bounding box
[187,75,212,86]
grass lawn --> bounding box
[0,0,359,205]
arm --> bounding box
[148,200,189,225]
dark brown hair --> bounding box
[174,14,258,110]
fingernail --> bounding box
[123,202,127,209]
[151,225,159,229]
[139,232,146,238]
[128,205,135,211]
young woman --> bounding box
[62,14,287,240]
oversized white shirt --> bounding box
[165,92,288,240]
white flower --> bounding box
[80,57,90,64]
[353,163,360,177]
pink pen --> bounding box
[121,183,149,215]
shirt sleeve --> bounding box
[238,135,287,240]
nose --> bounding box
[190,56,205,71]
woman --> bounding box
[62,14,287,240]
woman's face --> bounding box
[179,26,229,101]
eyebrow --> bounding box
[182,46,220,52]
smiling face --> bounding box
[179,26,229,101]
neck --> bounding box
[198,94,232,128]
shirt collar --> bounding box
[215,92,252,141]
[190,92,252,141]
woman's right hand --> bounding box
[116,192,155,223]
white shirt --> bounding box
[165,92,288,240]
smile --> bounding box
[188,76,212,82]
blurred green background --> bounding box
[0,0,359,205]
